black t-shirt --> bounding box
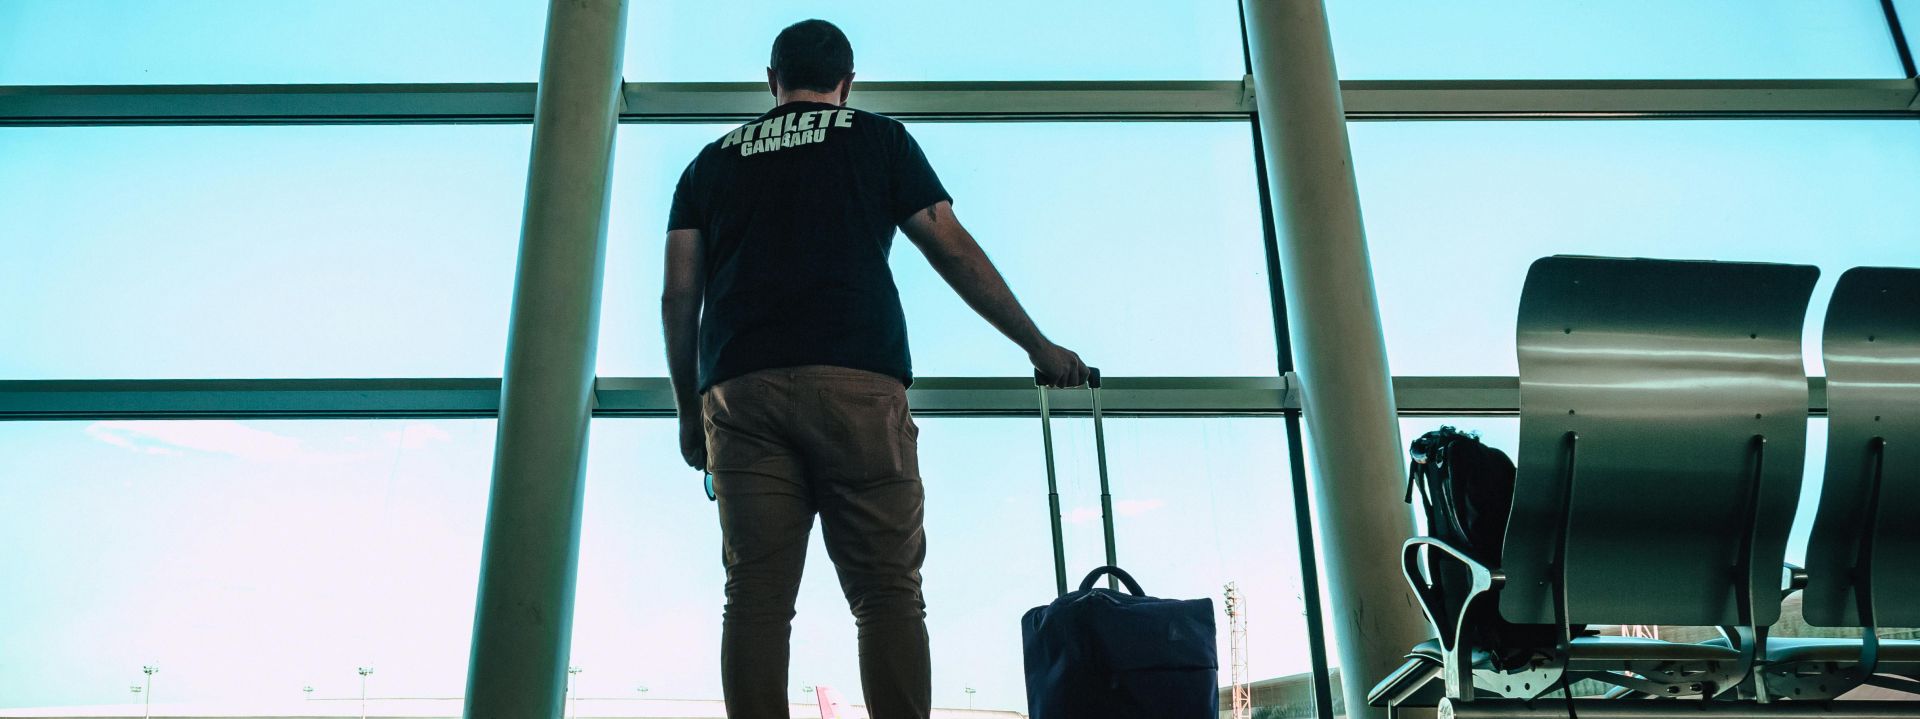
[669,101,951,392]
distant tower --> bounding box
[1225,582,1250,719]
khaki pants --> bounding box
[703,365,930,719]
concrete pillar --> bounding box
[1240,2,1430,718]
[463,1,627,717]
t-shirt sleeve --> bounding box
[889,125,952,225]
[666,158,703,232]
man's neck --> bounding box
[775,90,843,107]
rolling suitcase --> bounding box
[1020,368,1219,718]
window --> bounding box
[0,419,494,707]
[1351,121,1920,377]
[0,126,528,379]
[1327,0,1902,79]
[1092,418,1314,685]
[600,122,1277,378]
[573,417,1312,710]
[0,0,544,84]
[625,0,1244,82]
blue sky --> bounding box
[0,0,1906,84]
[3,0,1920,712]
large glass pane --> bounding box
[0,419,493,709]
[1352,121,1920,377]
[601,122,1277,378]
[1327,0,1901,79]
[0,1,544,84]
[1091,418,1314,686]
[0,126,527,379]
[575,417,1312,713]
[626,1,1243,82]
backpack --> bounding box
[1405,426,1562,670]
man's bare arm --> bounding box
[900,201,1089,386]
[662,228,707,468]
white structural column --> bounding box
[463,1,628,718]
[1242,2,1430,717]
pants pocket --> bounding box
[814,387,918,483]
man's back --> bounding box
[669,101,950,392]
[659,19,1086,718]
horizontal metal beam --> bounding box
[0,378,504,420]
[621,80,1253,122]
[0,375,1834,421]
[0,83,544,126]
[3,79,1914,126]
[1341,79,1920,120]
[0,376,1290,420]
[1387,376,1829,416]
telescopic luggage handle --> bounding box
[1036,367,1118,595]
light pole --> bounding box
[141,665,158,719]
[357,666,374,719]
[964,686,976,710]
[567,666,583,719]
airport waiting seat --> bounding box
[1751,266,1920,701]
[1373,255,1820,712]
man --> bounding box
[661,19,1090,719]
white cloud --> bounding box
[86,420,308,462]
[1114,498,1166,516]
[86,423,142,452]
[383,422,453,450]
[1064,498,1167,524]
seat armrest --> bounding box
[1401,537,1505,651]
[1783,562,1809,593]
[1403,537,1508,700]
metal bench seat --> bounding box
[1763,639,1920,667]
[1378,259,1920,717]
[1694,634,1920,701]
[1568,636,1743,663]
[1746,266,1920,703]
[1390,256,1821,709]
[1371,635,1747,708]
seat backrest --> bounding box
[1502,256,1816,627]
[1804,266,1920,628]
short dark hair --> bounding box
[770,19,853,94]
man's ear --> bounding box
[838,72,855,104]
[766,67,779,98]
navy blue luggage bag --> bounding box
[1021,372,1218,718]
[1022,566,1219,718]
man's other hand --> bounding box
[679,418,708,471]
[1031,342,1091,388]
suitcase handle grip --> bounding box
[1033,367,1100,389]
[1078,565,1144,596]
